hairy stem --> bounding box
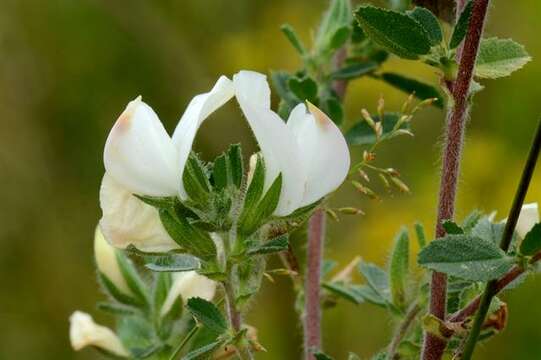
[387,302,421,360]
[423,1,491,359]
[460,119,541,360]
[303,47,348,359]
[223,279,253,360]
[304,208,326,359]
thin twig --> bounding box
[169,325,200,360]
[459,119,541,360]
[423,1,491,359]
[386,302,421,360]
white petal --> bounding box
[69,311,129,357]
[160,271,216,316]
[104,97,180,196]
[94,227,132,295]
[233,71,305,216]
[516,203,539,238]
[172,76,234,199]
[287,103,350,206]
[99,173,180,252]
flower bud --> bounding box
[69,311,129,357]
[160,271,216,316]
[514,203,539,238]
[94,226,132,296]
[390,177,410,193]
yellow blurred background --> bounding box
[1,0,541,358]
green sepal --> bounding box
[239,173,282,236]
[159,209,217,261]
[98,272,143,307]
[116,252,150,306]
[183,152,212,206]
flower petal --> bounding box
[287,103,350,206]
[233,71,305,216]
[94,226,132,295]
[516,203,539,238]
[99,173,180,252]
[160,271,216,316]
[69,311,130,357]
[172,76,234,199]
[104,97,180,196]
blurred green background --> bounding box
[1,0,541,358]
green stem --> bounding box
[169,324,200,360]
[460,119,541,360]
[386,302,421,360]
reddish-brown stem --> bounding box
[422,1,491,359]
[304,208,326,360]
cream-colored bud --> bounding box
[69,311,129,357]
[160,271,216,316]
[94,226,132,296]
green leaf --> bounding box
[116,252,149,306]
[329,25,352,50]
[212,154,228,191]
[159,209,217,261]
[281,24,306,54]
[471,218,505,245]
[247,234,289,255]
[389,228,409,308]
[241,154,265,218]
[442,220,464,235]
[358,262,390,301]
[355,5,432,59]
[227,144,244,189]
[183,152,211,205]
[323,282,365,304]
[475,37,531,79]
[288,76,318,103]
[239,174,282,236]
[97,302,139,316]
[330,61,378,80]
[314,351,334,360]
[418,234,515,281]
[144,254,200,272]
[98,272,142,307]
[316,0,353,52]
[152,272,171,317]
[133,195,177,209]
[520,223,541,256]
[182,339,226,360]
[407,7,443,45]
[381,72,443,108]
[117,316,154,353]
[462,209,482,232]
[346,112,408,146]
[414,222,427,248]
[449,0,473,49]
[186,297,228,335]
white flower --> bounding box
[99,70,350,250]
[515,203,539,238]
[233,70,350,216]
[100,77,234,250]
[94,226,132,295]
[160,271,216,316]
[69,311,129,357]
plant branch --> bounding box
[387,302,421,360]
[223,279,253,360]
[423,1,491,359]
[169,324,200,360]
[304,208,326,360]
[459,119,541,360]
